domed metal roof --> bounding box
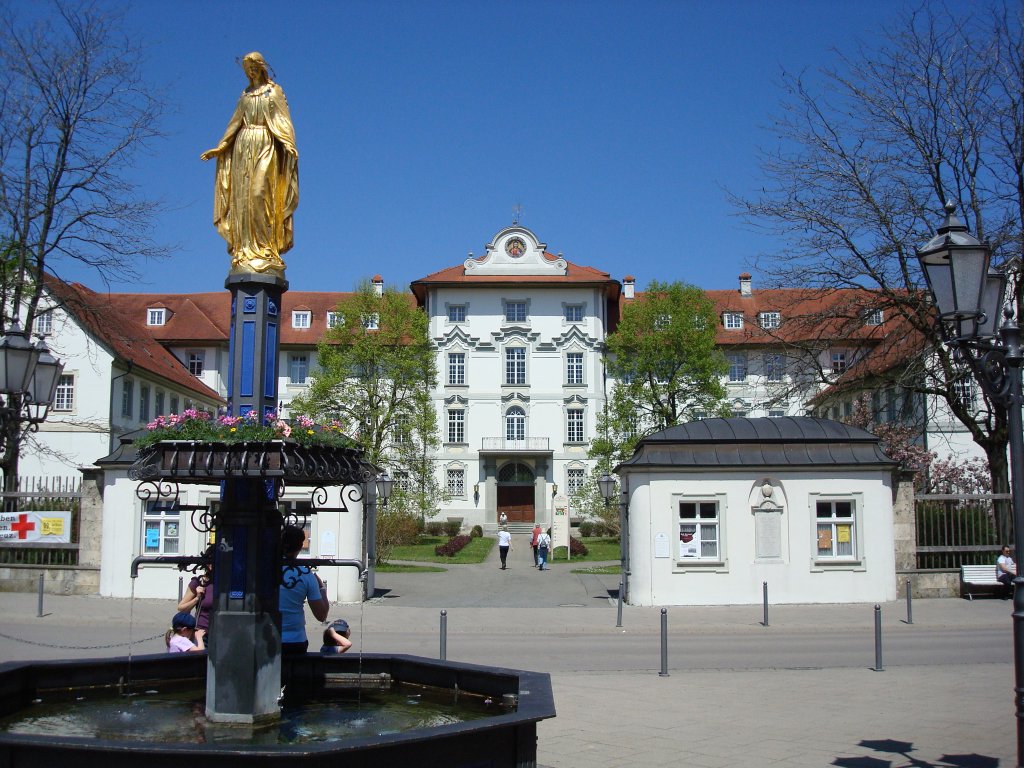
[616,417,895,471]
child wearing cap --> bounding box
[320,619,352,655]
[166,610,207,653]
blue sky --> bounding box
[51,0,906,294]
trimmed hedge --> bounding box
[470,525,483,538]
[569,536,589,556]
[435,534,472,557]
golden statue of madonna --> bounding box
[201,52,298,279]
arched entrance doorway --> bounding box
[497,462,534,523]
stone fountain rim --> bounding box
[0,652,555,757]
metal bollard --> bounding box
[440,609,447,661]
[905,579,913,624]
[762,581,769,627]
[616,578,624,628]
[873,604,884,671]
[37,574,44,618]
[659,608,669,677]
[178,576,184,603]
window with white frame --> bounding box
[147,308,167,326]
[143,500,180,554]
[831,351,847,374]
[448,352,466,385]
[952,375,976,408]
[864,308,884,326]
[139,385,150,422]
[564,304,584,322]
[505,347,526,385]
[289,354,309,385]
[758,311,781,330]
[506,406,526,441]
[393,414,410,443]
[327,311,343,328]
[447,409,465,443]
[654,314,671,330]
[34,311,53,335]
[53,374,75,412]
[764,353,784,382]
[155,390,165,418]
[815,499,857,559]
[292,310,311,329]
[566,352,584,385]
[121,379,134,418]
[723,312,743,330]
[566,467,585,496]
[566,409,584,443]
[504,301,527,323]
[362,313,379,330]
[188,351,205,376]
[446,466,466,497]
[678,500,720,560]
[395,471,411,492]
[447,305,467,323]
[727,353,747,382]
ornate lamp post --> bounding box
[917,202,1024,765]
[598,473,629,600]
[0,324,64,493]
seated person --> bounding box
[320,619,353,655]
[997,544,1017,597]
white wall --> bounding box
[626,468,896,606]
[101,470,366,605]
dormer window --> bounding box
[758,311,780,330]
[723,312,744,330]
[147,308,167,326]
[362,313,379,330]
[864,308,884,326]
[327,311,344,328]
[292,310,311,329]
[654,314,671,330]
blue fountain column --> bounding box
[206,273,288,724]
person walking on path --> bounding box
[537,529,551,570]
[497,526,512,569]
[530,523,542,565]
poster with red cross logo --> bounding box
[0,511,72,543]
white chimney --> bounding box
[372,274,384,296]
[739,273,752,297]
[623,275,635,300]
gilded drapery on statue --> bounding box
[201,52,298,279]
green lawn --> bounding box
[375,563,447,573]
[386,535,495,564]
[550,536,621,563]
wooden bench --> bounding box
[960,564,1005,600]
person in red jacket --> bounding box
[530,523,542,566]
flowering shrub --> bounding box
[434,534,472,557]
[133,409,356,450]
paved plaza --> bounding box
[0,535,1015,766]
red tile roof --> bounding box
[410,253,620,303]
[43,278,224,403]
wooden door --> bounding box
[497,485,534,523]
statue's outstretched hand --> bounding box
[200,148,220,161]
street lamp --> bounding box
[375,473,394,505]
[917,201,1024,766]
[597,474,616,506]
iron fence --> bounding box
[915,493,1008,570]
[0,476,82,566]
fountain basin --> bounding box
[0,653,555,768]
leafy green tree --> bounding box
[592,280,728,468]
[290,282,444,538]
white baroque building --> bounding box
[410,226,619,529]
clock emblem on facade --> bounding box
[505,237,526,258]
